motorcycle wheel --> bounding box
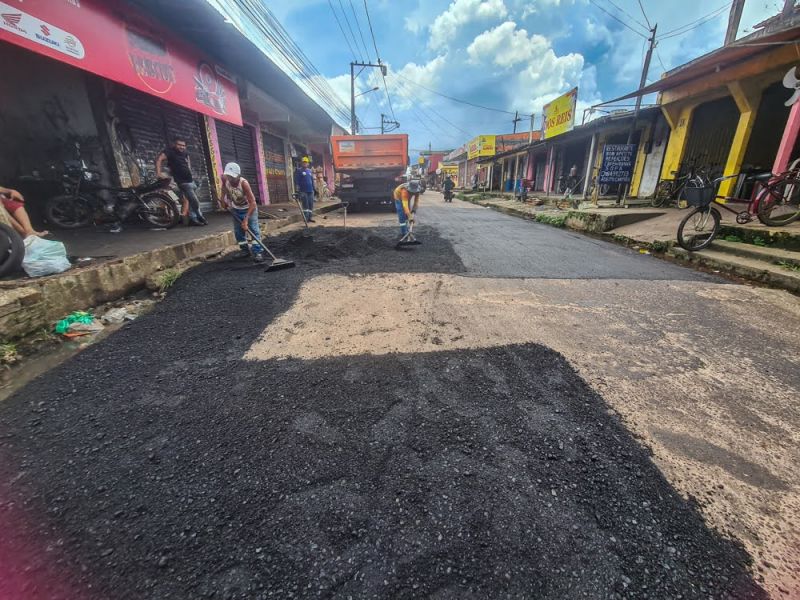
[45,194,94,229]
[0,223,25,277]
[140,192,180,229]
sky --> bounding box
[271,0,783,154]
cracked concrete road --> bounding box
[0,195,797,599]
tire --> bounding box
[677,206,720,252]
[140,193,180,229]
[599,183,610,196]
[652,180,674,207]
[756,179,800,226]
[0,223,25,277]
[45,194,94,229]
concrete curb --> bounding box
[0,203,342,340]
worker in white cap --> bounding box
[219,162,265,262]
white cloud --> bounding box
[429,0,508,50]
[389,55,448,110]
[324,74,369,107]
[467,21,550,68]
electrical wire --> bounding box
[392,72,531,117]
[337,0,365,61]
[363,0,397,122]
[605,0,649,31]
[657,2,732,39]
[588,0,647,38]
[348,0,372,61]
[636,0,653,28]
[327,0,358,62]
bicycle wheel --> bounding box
[677,206,720,251]
[757,178,800,226]
[652,180,674,207]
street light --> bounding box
[355,86,380,99]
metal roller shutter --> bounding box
[683,96,739,174]
[114,86,213,209]
[262,132,289,204]
[216,121,261,203]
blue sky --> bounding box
[272,0,781,153]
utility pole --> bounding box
[380,113,399,134]
[512,110,522,134]
[528,113,535,144]
[620,23,657,204]
[350,60,388,136]
[725,0,746,46]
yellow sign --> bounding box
[467,135,496,160]
[542,87,577,140]
[440,164,458,177]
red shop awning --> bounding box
[0,0,242,125]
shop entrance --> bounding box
[262,132,289,204]
[216,121,261,203]
[683,96,739,173]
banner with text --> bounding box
[542,88,577,140]
[467,135,496,160]
[0,0,242,125]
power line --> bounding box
[392,72,531,117]
[604,0,649,30]
[363,0,397,121]
[348,0,372,61]
[327,0,358,62]
[657,2,732,39]
[337,0,365,61]
[588,0,647,38]
[636,0,653,28]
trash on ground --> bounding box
[77,257,94,263]
[101,307,137,324]
[639,249,650,254]
[22,236,72,277]
[55,311,104,335]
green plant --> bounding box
[777,260,800,272]
[648,240,669,253]
[752,236,768,247]
[0,342,18,365]
[534,213,567,227]
[722,235,743,243]
[155,268,182,293]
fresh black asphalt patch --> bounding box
[0,227,764,599]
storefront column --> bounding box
[248,119,270,205]
[629,124,651,197]
[542,146,555,193]
[660,102,695,181]
[204,116,223,203]
[773,96,800,174]
[526,151,535,180]
[719,81,762,198]
[582,133,597,198]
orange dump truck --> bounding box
[331,134,409,209]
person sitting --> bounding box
[0,186,48,237]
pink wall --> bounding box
[773,100,800,174]
[542,146,555,193]
[310,143,334,192]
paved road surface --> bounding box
[1,195,797,599]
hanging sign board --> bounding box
[542,87,577,140]
[598,144,637,184]
[0,0,242,125]
[467,135,496,160]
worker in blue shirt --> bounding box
[294,156,317,223]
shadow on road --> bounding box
[0,227,765,599]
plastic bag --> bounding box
[22,236,72,277]
[55,311,96,334]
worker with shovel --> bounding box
[219,162,265,263]
[393,179,422,246]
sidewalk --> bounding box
[458,192,800,293]
[0,199,342,340]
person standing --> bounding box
[392,179,422,238]
[294,156,316,223]
[156,137,206,227]
[218,162,264,263]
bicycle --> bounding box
[676,169,800,251]
[652,158,710,207]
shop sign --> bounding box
[0,0,242,125]
[467,135,496,160]
[598,144,637,184]
[542,87,577,140]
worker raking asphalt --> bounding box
[0,225,764,599]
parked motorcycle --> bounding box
[44,147,179,230]
[443,190,454,203]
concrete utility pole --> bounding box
[620,23,657,204]
[528,113,535,144]
[512,110,522,134]
[725,0,746,46]
[350,60,388,135]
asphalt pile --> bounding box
[275,228,399,262]
[0,227,764,599]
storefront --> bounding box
[215,121,262,203]
[262,131,290,204]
